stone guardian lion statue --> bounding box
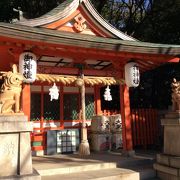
[171,78,180,112]
[0,64,23,114]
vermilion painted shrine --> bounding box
[0,0,179,157]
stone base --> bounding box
[157,171,179,180]
[154,111,180,180]
[154,153,180,180]
[0,169,41,180]
[0,115,34,177]
[154,163,180,180]
[165,111,180,119]
[161,114,180,156]
[156,154,180,168]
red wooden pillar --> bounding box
[40,85,44,132]
[94,85,102,115]
[120,84,134,154]
[22,84,31,121]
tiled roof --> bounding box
[16,0,79,27]
[15,0,135,40]
[0,22,180,56]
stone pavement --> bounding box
[32,150,158,180]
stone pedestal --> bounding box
[154,111,180,180]
[0,115,41,180]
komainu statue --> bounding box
[171,78,180,111]
[0,64,24,114]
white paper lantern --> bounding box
[125,62,140,87]
[19,52,37,83]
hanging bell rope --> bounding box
[36,73,125,86]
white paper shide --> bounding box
[49,83,59,101]
[104,86,112,101]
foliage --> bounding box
[130,63,180,109]
[0,0,64,22]
[135,0,180,43]
[91,0,153,36]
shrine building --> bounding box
[0,0,179,156]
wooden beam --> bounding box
[136,61,155,71]
[1,37,177,73]
[37,65,123,78]
[1,37,173,64]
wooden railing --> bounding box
[31,132,46,151]
[101,110,120,116]
[102,108,159,148]
[131,108,158,148]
